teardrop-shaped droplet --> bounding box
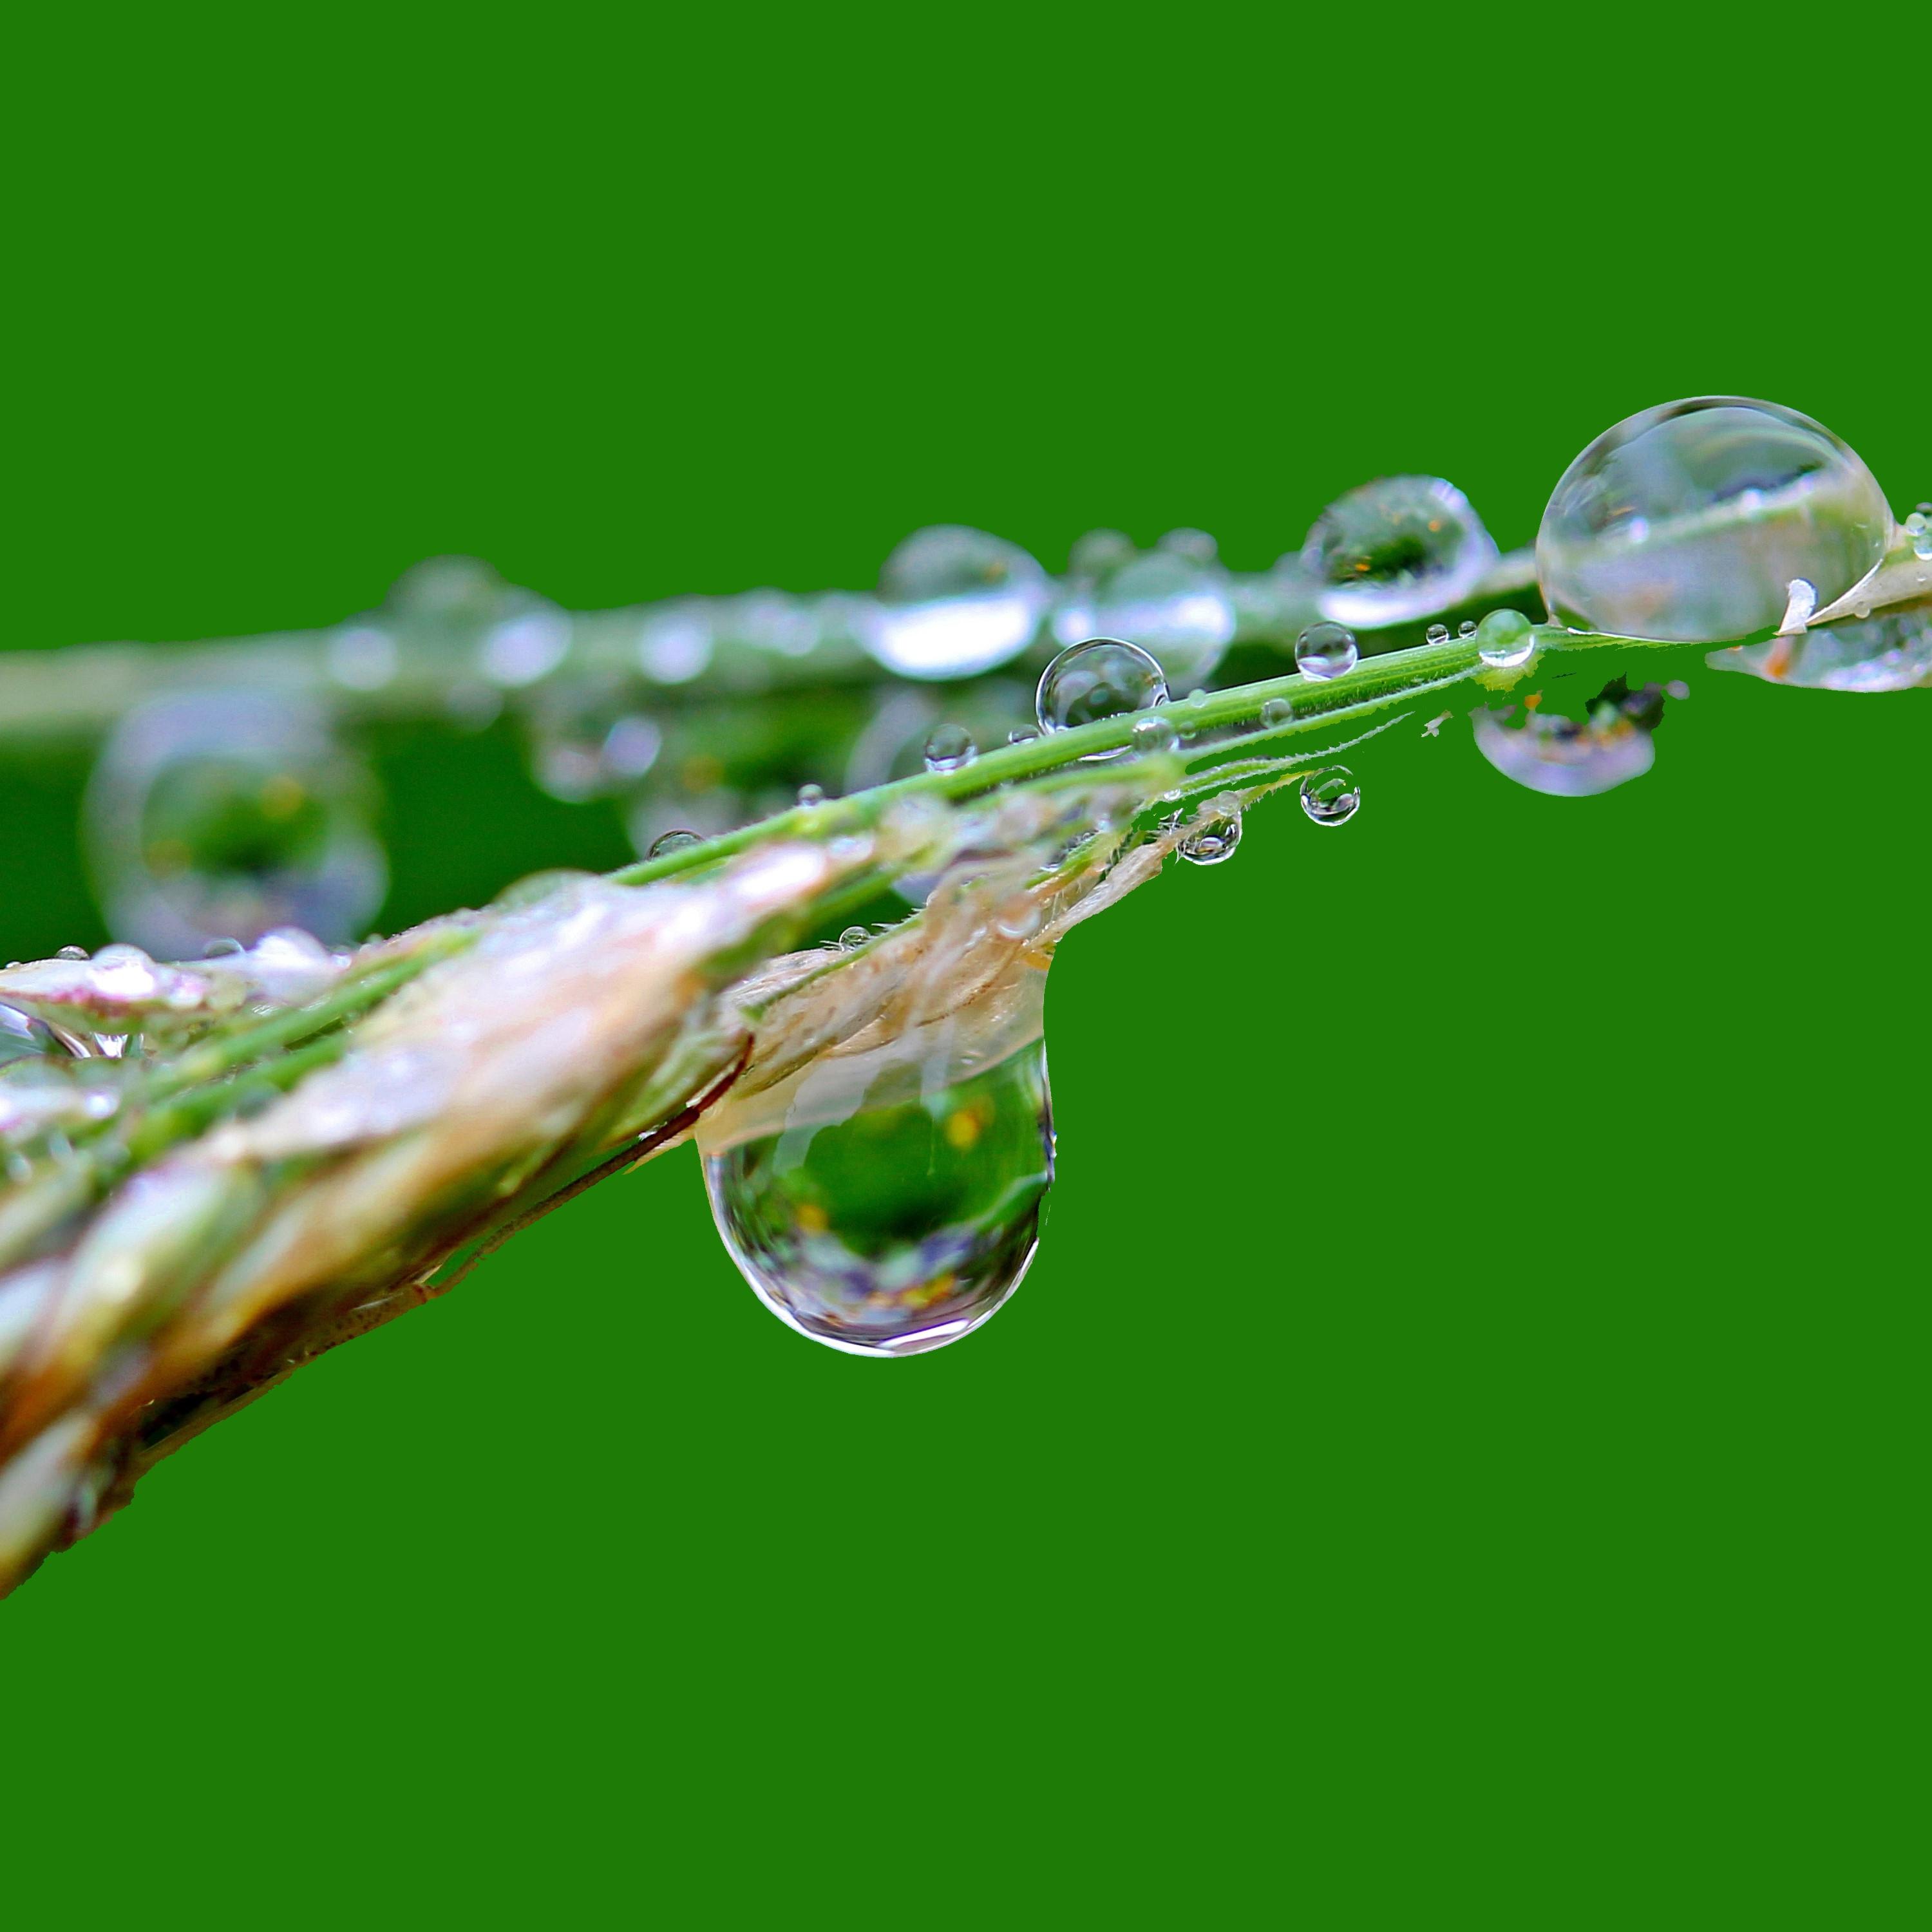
[923,723,978,772]
[1061,549,1235,690]
[1537,397,1891,642]
[1301,476,1499,626]
[1299,766,1361,827]
[1180,799,1243,865]
[646,828,704,859]
[1294,621,1359,680]
[866,527,1051,679]
[1036,639,1168,757]
[701,1037,1054,1356]
[1475,608,1537,668]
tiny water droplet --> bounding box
[1130,714,1180,755]
[1475,608,1537,669]
[867,526,1051,679]
[1260,696,1294,727]
[1426,623,1450,645]
[1458,619,1477,638]
[57,946,89,961]
[1179,803,1243,865]
[1537,397,1890,641]
[923,723,978,772]
[1302,476,1499,625]
[647,828,703,858]
[838,926,869,951]
[1008,726,1041,745]
[700,1037,1054,1357]
[1295,621,1359,680]
[1299,766,1361,827]
[796,782,827,806]
[1036,639,1168,755]
[204,936,246,956]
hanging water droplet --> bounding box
[1301,476,1500,626]
[1180,799,1243,865]
[1036,639,1168,755]
[1472,682,1662,797]
[1711,605,1932,693]
[1537,397,1891,641]
[701,1037,1054,1357]
[797,782,827,806]
[1058,549,1235,690]
[865,526,1052,679]
[1475,608,1537,669]
[1130,714,1180,756]
[922,723,978,772]
[647,828,704,858]
[838,926,869,951]
[1299,766,1361,827]
[1294,622,1359,681]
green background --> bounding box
[5,9,1927,1924]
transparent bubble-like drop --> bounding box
[1294,622,1359,680]
[1712,605,1932,694]
[84,692,386,958]
[646,828,704,859]
[865,526,1052,680]
[1537,397,1892,642]
[1302,476,1500,627]
[1059,549,1235,690]
[1130,714,1180,756]
[1907,507,1932,561]
[1475,608,1537,669]
[1299,766,1361,827]
[1036,639,1168,755]
[797,782,827,806]
[923,723,978,772]
[701,1037,1054,1357]
[1180,799,1243,866]
[1472,685,1661,797]
[838,926,869,951]
[1260,696,1295,728]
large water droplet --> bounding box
[1299,766,1361,826]
[923,723,978,772]
[1036,639,1168,755]
[1059,549,1235,690]
[1475,609,1537,668]
[1537,397,1891,642]
[866,527,1051,679]
[1301,476,1499,626]
[701,1037,1054,1356]
[1294,622,1359,680]
[83,692,386,957]
[1180,799,1243,865]
[1472,683,1662,797]
[1712,605,1932,694]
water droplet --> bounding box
[1180,800,1243,864]
[1260,696,1295,727]
[1302,476,1500,626]
[1007,726,1041,746]
[1426,623,1451,645]
[1036,639,1168,754]
[1129,714,1180,755]
[922,723,978,773]
[1475,608,1537,668]
[1294,622,1359,681]
[838,926,869,951]
[647,828,704,858]
[701,1037,1054,1356]
[797,782,827,806]
[1537,397,1891,641]
[865,526,1051,679]
[1299,766,1361,827]
[1472,701,1657,797]
[1912,515,1932,562]
[1457,619,1478,638]
[1059,549,1235,690]
[1711,606,1932,693]
[56,946,89,962]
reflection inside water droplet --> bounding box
[923,723,977,772]
[701,1036,1054,1357]
[1299,766,1361,826]
[1475,608,1537,669]
[1036,638,1168,754]
[1472,681,1664,796]
[1180,799,1243,865]
[647,828,704,858]
[1711,603,1932,694]
[1302,475,1499,626]
[1295,622,1359,681]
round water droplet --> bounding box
[1294,622,1359,681]
[923,723,978,772]
[1130,714,1180,756]
[1426,623,1450,645]
[1061,549,1235,690]
[1475,608,1537,669]
[838,925,869,951]
[1472,704,1656,797]
[1260,696,1295,728]
[1299,766,1361,827]
[1008,726,1041,745]
[701,1037,1054,1357]
[646,828,704,858]
[1036,639,1168,755]
[1537,397,1891,641]
[1180,803,1242,865]
[56,946,89,962]
[866,526,1051,679]
[1302,476,1500,626]
[797,782,826,806]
